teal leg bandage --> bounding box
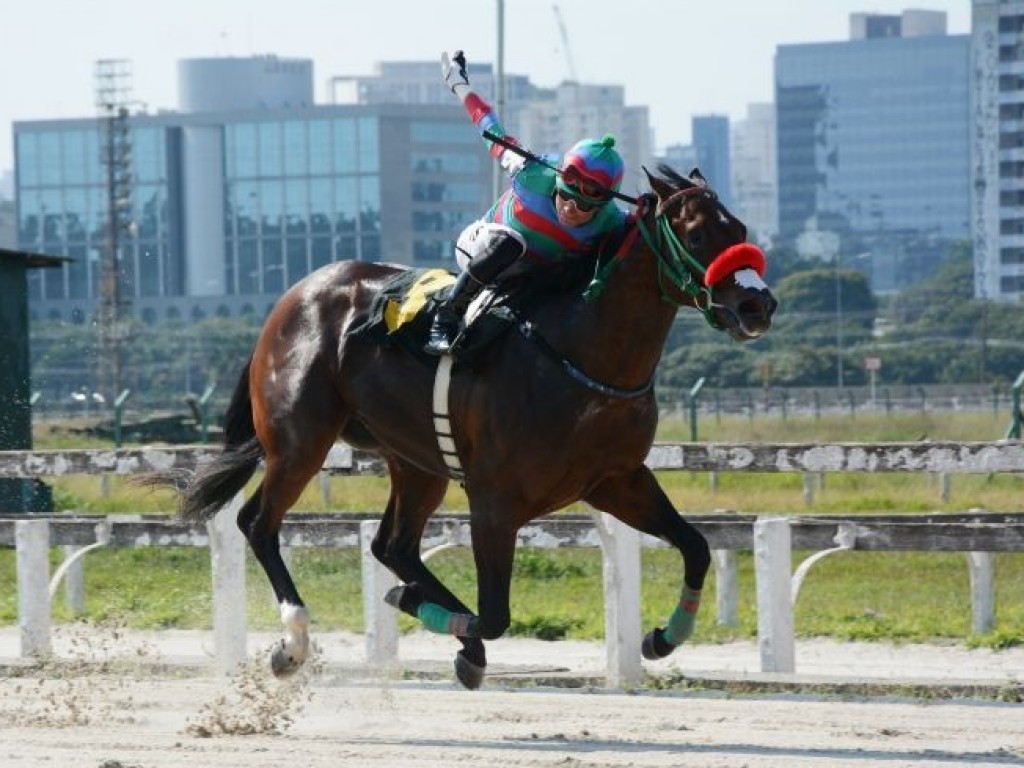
[417,602,476,636]
[663,586,701,646]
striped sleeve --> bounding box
[461,91,516,162]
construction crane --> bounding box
[552,3,579,82]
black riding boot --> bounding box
[424,272,482,355]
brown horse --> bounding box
[154,165,776,689]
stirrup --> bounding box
[424,314,461,355]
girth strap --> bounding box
[432,355,465,480]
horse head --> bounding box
[642,165,777,340]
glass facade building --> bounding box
[971,0,1024,302]
[14,62,490,324]
[775,28,969,292]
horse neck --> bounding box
[550,244,685,391]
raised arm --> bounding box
[442,50,525,175]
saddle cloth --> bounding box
[382,269,455,333]
[355,267,516,365]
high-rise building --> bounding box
[691,116,733,210]
[14,56,491,324]
[971,1,1024,303]
[653,116,732,211]
[775,10,969,292]
[730,103,777,246]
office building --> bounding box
[775,10,969,293]
[14,56,491,323]
[972,0,1024,302]
[691,116,733,209]
[730,103,777,246]
[15,55,652,324]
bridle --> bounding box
[584,185,753,331]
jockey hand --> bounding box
[500,148,526,174]
[442,50,470,93]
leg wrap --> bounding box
[417,601,480,637]
[663,585,702,646]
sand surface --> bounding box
[1,625,1022,768]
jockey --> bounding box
[425,49,630,356]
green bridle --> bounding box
[583,197,724,330]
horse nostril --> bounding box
[738,295,776,328]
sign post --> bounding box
[864,357,882,407]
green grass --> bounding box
[4,410,1020,647]
[2,546,1021,647]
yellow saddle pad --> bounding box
[383,269,456,333]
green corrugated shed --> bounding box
[0,248,66,512]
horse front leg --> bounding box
[373,458,490,688]
[584,466,711,661]
[385,508,517,691]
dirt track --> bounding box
[3,666,1023,768]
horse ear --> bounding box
[689,168,707,185]
[643,165,674,201]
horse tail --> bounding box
[177,358,264,523]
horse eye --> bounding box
[688,229,706,250]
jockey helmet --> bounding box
[557,134,624,205]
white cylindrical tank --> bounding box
[178,55,314,113]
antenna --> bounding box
[552,4,578,82]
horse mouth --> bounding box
[714,299,774,341]
[724,321,766,342]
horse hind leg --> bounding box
[239,429,341,677]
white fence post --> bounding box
[966,551,995,634]
[16,519,52,658]
[754,516,795,673]
[207,493,248,673]
[592,512,642,688]
[360,520,398,664]
[712,549,738,627]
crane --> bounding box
[552,3,579,82]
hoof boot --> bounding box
[641,627,677,661]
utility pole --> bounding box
[494,0,505,201]
[94,60,134,402]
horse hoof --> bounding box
[270,642,303,677]
[454,650,486,690]
[641,628,676,661]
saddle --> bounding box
[355,268,519,365]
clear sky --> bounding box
[1,0,970,177]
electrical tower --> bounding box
[94,59,134,402]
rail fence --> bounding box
[2,442,1023,686]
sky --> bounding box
[0,0,971,179]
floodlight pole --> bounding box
[493,0,506,201]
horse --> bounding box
[150,165,777,690]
